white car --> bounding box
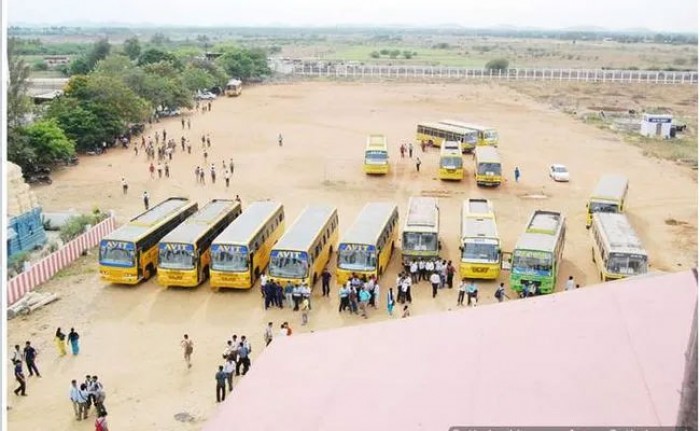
[195,91,217,100]
[549,164,570,182]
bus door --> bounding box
[501,252,512,271]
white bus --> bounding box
[591,212,648,281]
[401,196,440,261]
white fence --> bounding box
[290,64,698,85]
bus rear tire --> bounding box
[254,268,260,282]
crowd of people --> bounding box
[69,375,108,429]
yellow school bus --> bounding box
[267,205,339,287]
[438,141,464,181]
[401,196,440,262]
[157,199,242,288]
[439,120,498,147]
[459,199,502,280]
[364,134,390,175]
[591,212,648,282]
[416,122,476,153]
[99,197,198,284]
[474,146,502,187]
[210,202,286,289]
[336,203,399,285]
[225,79,242,97]
[586,174,629,227]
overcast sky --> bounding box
[8,0,698,32]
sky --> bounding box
[8,0,699,32]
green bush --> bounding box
[9,251,30,275]
[59,212,108,243]
[485,58,509,71]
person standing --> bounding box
[224,170,230,188]
[358,288,370,319]
[13,360,26,396]
[284,281,294,309]
[418,258,426,281]
[292,284,302,311]
[157,162,163,179]
[338,283,350,312]
[181,117,185,129]
[95,411,109,431]
[23,341,41,377]
[70,380,82,419]
[278,133,283,147]
[495,282,506,303]
[181,334,194,369]
[301,297,310,325]
[430,271,441,298]
[264,322,274,346]
[229,159,235,175]
[215,366,227,402]
[415,157,421,172]
[143,191,150,210]
[236,342,251,376]
[408,142,414,158]
[400,144,405,158]
[223,357,236,392]
[164,163,170,178]
[514,166,521,182]
[121,178,128,195]
[387,288,395,316]
[11,344,24,369]
[446,261,455,288]
[55,328,67,356]
[68,328,80,356]
[565,275,575,291]
[467,280,478,306]
[458,278,467,306]
[148,162,155,179]
[321,268,331,297]
[187,118,191,129]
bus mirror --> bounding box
[438,242,442,251]
[459,245,463,252]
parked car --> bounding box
[157,108,181,117]
[549,164,570,182]
[195,90,217,100]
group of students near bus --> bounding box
[338,274,381,319]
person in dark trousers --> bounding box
[321,269,331,297]
[14,360,26,396]
[181,118,185,129]
[23,341,41,377]
[446,261,455,288]
[416,157,421,172]
[514,166,521,182]
[275,283,284,309]
[429,271,440,298]
[215,366,227,402]
[143,191,150,210]
[236,342,251,376]
[278,133,283,147]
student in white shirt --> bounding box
[565,276,575,291]
[430,272,441,298]
[223,357,236,392]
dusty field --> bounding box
[7,81,698,430]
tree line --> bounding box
[7,37,271,177]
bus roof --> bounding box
[213,201,283,246]
[461,217,499,240]
[160,199,240,244]
[475,146,501,163]
[592,174,629,201]
[404,197,439,232]
[273,205,337,252]
[439,119,495,132]
[417,122,471,135]
[366,134,387,149]
[340,203,397,245]
[104,197,194,242]
[464,199,494,217]
[227,79,242,86]
[515,232,560,253]
[593,213,647,255]
[440,141,462,153]
[526,210,564,235]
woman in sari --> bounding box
[68,328,80,355]
[55,327,67,356]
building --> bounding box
[7,162,47,259]
[203,270,698,430]
[640,113,673,138]
[43,55,71,67]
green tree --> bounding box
[150,32,170,46]
[123,36,141,60]
[370,51,380,59]
[182,64,216,92]
[389,49,401,59]
[45,98,104,152]
[402,50,413,59]
[217,48,270,81]
[138,48,182,69]
[22,119,76,166]
[7,38,33,128]
[68,38,111,75]
[7,127,37,175]
[485,58,509,71]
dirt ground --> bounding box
[7,81,698,430]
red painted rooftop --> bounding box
[203,270,698,431]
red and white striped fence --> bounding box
[7,216,117,306]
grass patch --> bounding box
[624,134,698,166]
[54,256,97,279]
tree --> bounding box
[370,51,380,59]
[7,127,37,175]
[150,32,170,46]
[123,37,141,60]
[217,48,271,81]
[138,48,182,69]
[67,38,112,75]
[46,98,104,152]
[182,64,216,92]
[485,58,509,71]
[7,38,33,128]
[21,119,76,167]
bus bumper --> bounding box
[459,263,500,280]
[439,169,463,181]
[210,271,252,289]
[475,176,502,187]
[157,269,199,287]
[365,165,389,175]
[100,267,140,285]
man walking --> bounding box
[278,133,283,147]
[408,142,414,158]
[321,268,331,297]
[495,282,506,303]
[236,341,251,376]
[229,159,235,174]
[215,365,227,402]
[415,157,421,172]
[457,278,467,306]
[13,360,26,396]
[23,341,40,377]
[514,166,521,182]
[430,271,441,298]
[264,322,274,346]
[565,275,575,291]
[181,334,193,369]
[143,191,150,210]
[224,170,230,188]
[11,344,24,368]
[121,178,128,195]
[223,357,236,392]
[70,380,83,419]
[467,280,478,306]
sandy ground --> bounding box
[7,81,698,430]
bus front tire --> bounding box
[145,264,155,280]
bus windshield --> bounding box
[159,245,195,270]
[477,163,502,176]
[403,232,438,252]
[590,201,620,213]
[211,246,249,272]
[464,133,477,144]
[484,130,498,141]
[462,240,499,263]
[269,251,309,278]
[440,156,463,169]
[99,240,136,267]
[512,250,553,276]
[365,151,388,164]
[607,253,647,276]
[338,246,377,271]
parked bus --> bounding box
[225,79,242,97]
[591,213,648,281]
[99,197,198,284]
[210,202,285,290]
[336,203,399,285]
[474,146,502,187]
[459,199,501,280]
[586,174,629,227]
[156,199,241,288]
[364,134,390,175]
[439,120,499,147]
[267,205,339,287]
[509,210,566,294]
[438,141,464,181]
[401,197,440,262]
[416,122,476,153]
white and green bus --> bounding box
[591,212,648,282]
[401,196,440,262]
[439,120,498,147]
[509,210,566,294]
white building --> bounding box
[640,113,673,138]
